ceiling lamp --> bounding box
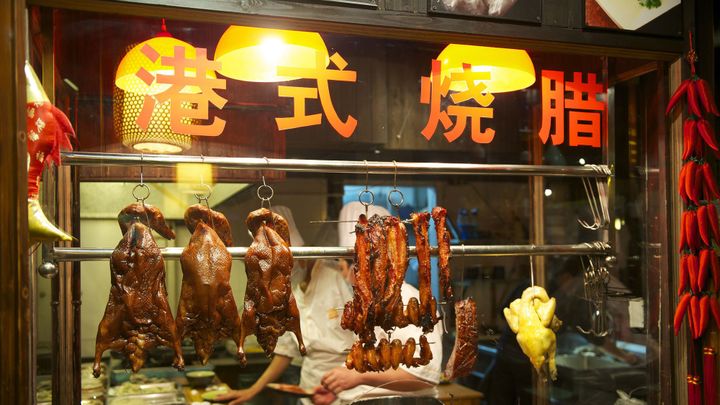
[437,44,536,93]
[113,88,193,154]
[214,25,329,82]
[115,19,214,96]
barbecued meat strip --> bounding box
[340,214,377,342]
[238,208,306,365]
[444,298,479,380]
[411,212,438,332]
[381,216,408,329]
[432,207,453,302]
[93,203,183,378]
[176,205,241,365]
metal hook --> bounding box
[577,255,610,337]
[388,160,405,210]
[257,175,274,209]
[358,160,373,214]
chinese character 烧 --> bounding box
[420,60,495,143]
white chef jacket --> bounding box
[274,259,442,404]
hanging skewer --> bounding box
[51,242,611,262]
[61,151,611,178]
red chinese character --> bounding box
[566,72,604,148]
[136,45,227,136]
[275,52,357,138]
[539,70,604,148]
[420,61,495,143]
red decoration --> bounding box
[668,31,720,405]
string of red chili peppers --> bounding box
[668,32,719,405]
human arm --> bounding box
[320,366,433,393]
[216,354,292,404]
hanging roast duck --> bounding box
[176,204,242,364]
[92,202,184,377]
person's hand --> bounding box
[312,386,337,405]
[320,366,364,394]
[215,387,259,405]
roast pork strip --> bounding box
[444,298,479,380]
[432,207,454,302]
[411,212,438,332]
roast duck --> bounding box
[176,204,242,364]
[503,286,562,381]
[92,203,184,377]
[237,208,306,365]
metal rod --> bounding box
[51,242,610,262]
[61,151,611,178]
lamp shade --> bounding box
[437,44,536,93]
[113,87,192,154]
[115,36,215,96]
[214,25,329,82]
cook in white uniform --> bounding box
[219,203,442,405]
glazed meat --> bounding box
[340,214,376,342]
[432,207,454,302]
[345,335,433,373]
[93,203,183,377]
[176,204,241,364]
[412,212,438,333]
[444,298,479,380]
[380,216,409,329]
[237,208,306,365]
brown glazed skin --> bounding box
[93,203,183,378]
[237,208,306,365]
[411,212,439,333]
[431,207,454,302]
[176,205,241,364]
[444,298,479,380]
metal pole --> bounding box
[51,242,611,262]
[60,151,612,178]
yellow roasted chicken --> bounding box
[503,286,562,381]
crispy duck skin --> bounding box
[238,208,306,365]
[368,215,389,325]
[432,207,454,302]
[444,298,479,380]
[345,336,431,373]
[118,202,176,240]
[93,204,183,378]
[183,203,233,246]
[411,212,438,332]
[176,205,241,365]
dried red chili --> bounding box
[687,211,700,252]
[698,205,711,246]
[710,297,720,330]
[708,204,720,241]
[684,119,697,160]
[698,119,719,151]
[691,295,701,339]
[688,254,700,294]
[697,78,720,116]
[679,254,689,295]
[698,295,710,337]
[688,81,704,118]
[699,249,711,291]
[712,251,720,293]
[666,79,691,115]
[701,163,720,200]
[680,164,690,204]
[674,292,692,335]
[686,161,699,205]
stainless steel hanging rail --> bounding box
[51,242,610,262]
[61,152,611,178]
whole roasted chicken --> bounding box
[503,286,562,381]
[237,208,306,365]
[92,203,184,377]
[176,204,241,364]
